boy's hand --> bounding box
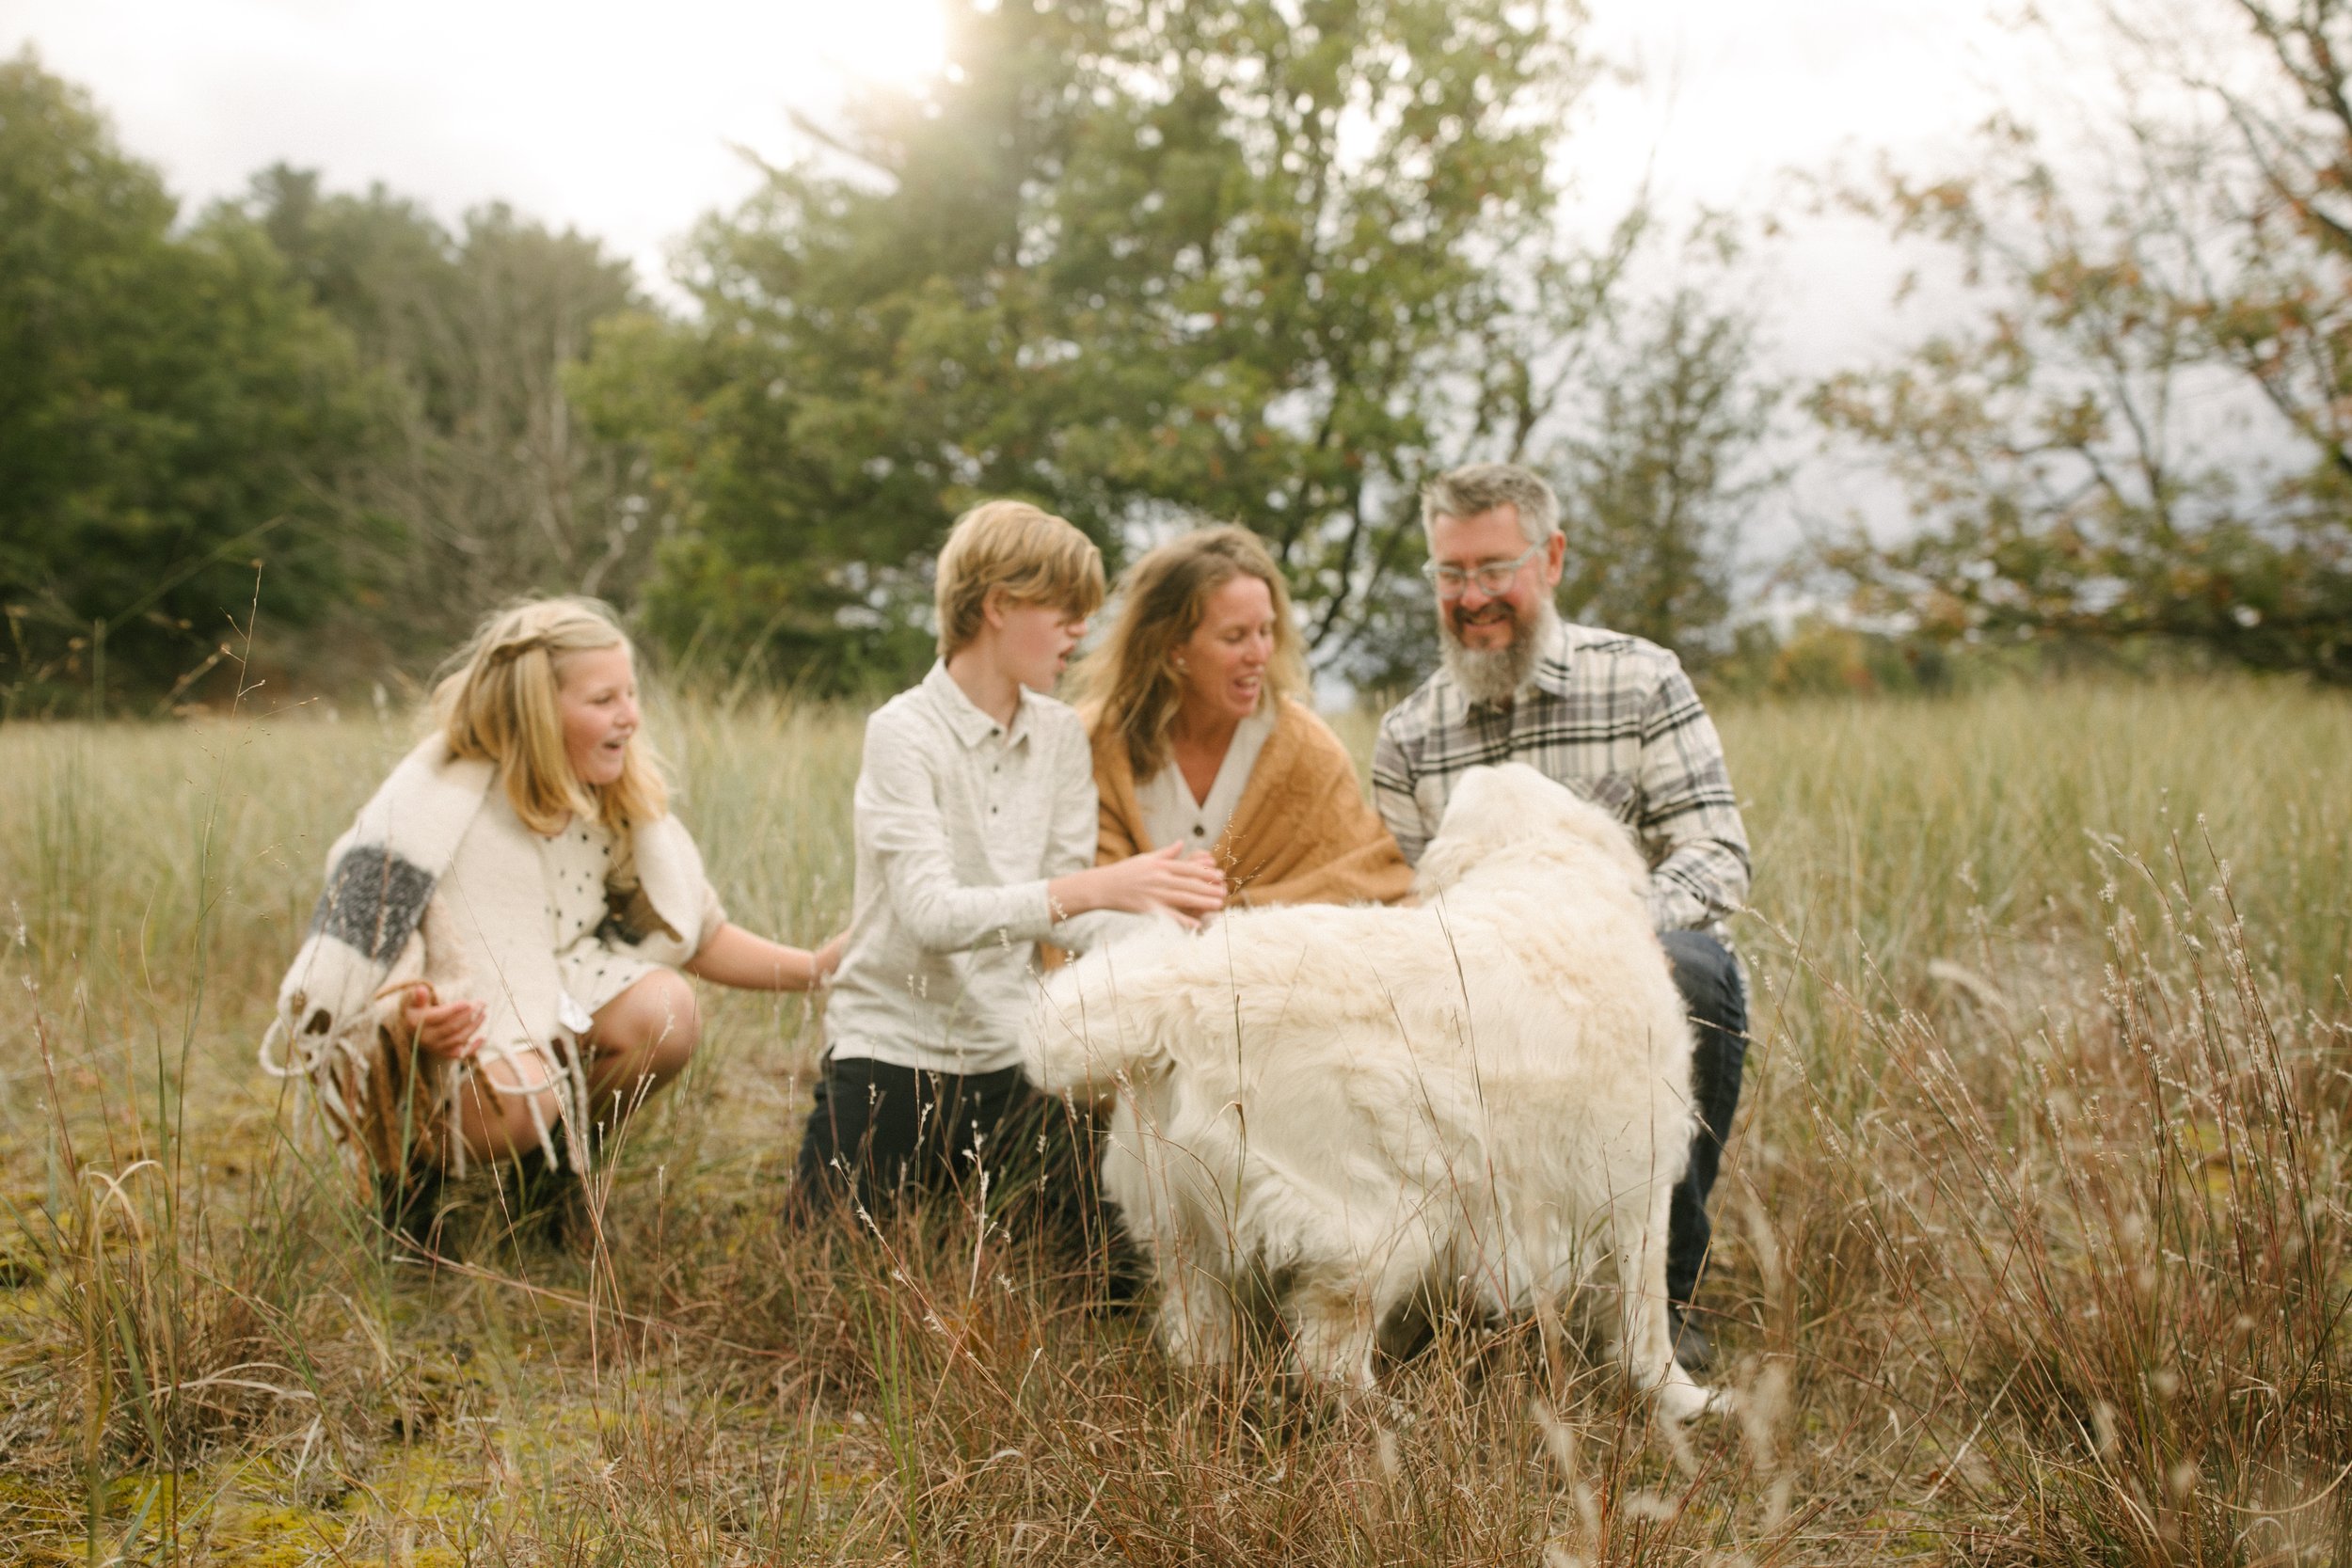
[1098,843,1227,919]
[1152,849,1227,927]
[399,983,486,1060]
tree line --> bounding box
[6,0,2349,717]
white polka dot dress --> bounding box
[542,814,659,1031]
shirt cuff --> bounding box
[1054,908,1152,954]
[1005,879,1062,945]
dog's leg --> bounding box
[1283,1279,1380,1392]
[1108,1092,1247,1371]
[1157,1256,1240,1369]
[1607,1185,1721,1425]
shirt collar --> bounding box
[1528,616,1576,698]
[922,660,1034,749]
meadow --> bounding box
[1,677,2347,1565]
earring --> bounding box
[1175,657,1188,672]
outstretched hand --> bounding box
[684,922,845,991]
[1152,847,1228,924]
[813,929,850,981]
[1087,842,1227,924]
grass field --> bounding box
[2,677,2348,1565]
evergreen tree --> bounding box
[242,167,655,663]
[0,52,370,713]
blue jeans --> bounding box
[1659,930,1748,1309]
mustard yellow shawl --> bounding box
[1089,698,1412,908]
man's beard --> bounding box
[1439,594,1558,707]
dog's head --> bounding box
[1412,762,1650,900]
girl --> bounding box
[267,597,839,1241]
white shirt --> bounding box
[1136,707,1275,854]
[824,661,1133,1074]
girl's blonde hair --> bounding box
[432,597,669,835]
[1072,525,1308,780]
[934,499,1106,658]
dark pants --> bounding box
[787,1053,1121,1266]
[1659,930,1748,1309]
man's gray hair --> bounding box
[1421,463,1561,546]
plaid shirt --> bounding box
[1372,620,1751,935]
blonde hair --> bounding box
[934,499,1106,658]
[1072,525,1308,780]
[431,597,669,836]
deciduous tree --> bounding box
[1556,278,1780,665]
[581,0,1642,689]
[1811,1,2352,681]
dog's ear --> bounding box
[1544,781,1651,887]
[1416,767,1512,894]
[1420,764,1652,898]
[1412,831,1480,897]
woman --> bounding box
[1075,526,1411,908]
[265,597,839,1241]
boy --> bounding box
[789,500,1225,1240]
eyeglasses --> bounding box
[1421,541,1543,600]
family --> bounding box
[267,461,1754,1373]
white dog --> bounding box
[1024,762,1719,1423]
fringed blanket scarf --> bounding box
[1090,698,1414,909]
[262,735,711,1180]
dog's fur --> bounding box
[1024,762,1718,1422]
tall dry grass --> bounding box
[0,676,2345,1564]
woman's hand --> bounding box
[1051,843,1227,924]
[398,983,486,1060]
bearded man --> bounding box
[1371,462,1753,1372]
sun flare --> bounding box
[796,0,950,94]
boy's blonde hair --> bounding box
[431,597,670,835]
[934,499,1106,658]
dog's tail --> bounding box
[1022,927,1188,1102]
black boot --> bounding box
[376,1162,446,1250]
[507,1141,587,1246]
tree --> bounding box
[243,167,658,664]
[0,52,371,713]
[1810,2,2352,682]
[580,0,1642,690]
[1554,279,1780,665]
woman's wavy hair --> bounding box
[431,597,669,835]
[1073,525,1308,780]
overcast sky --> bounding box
[4,1,2037,343]
[5,0,2075,558]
